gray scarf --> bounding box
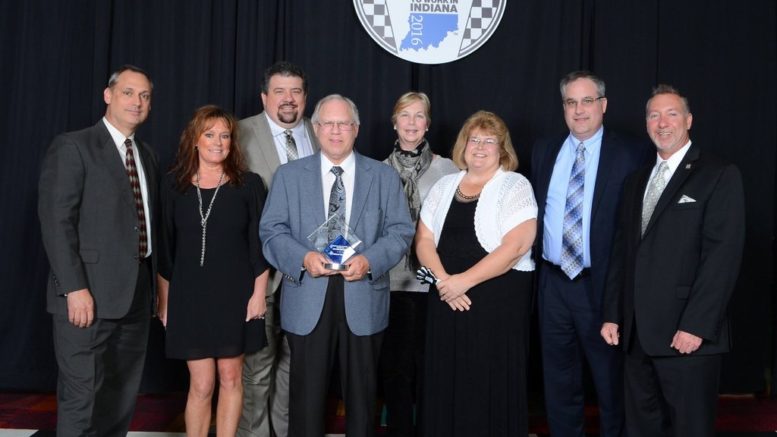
[385,139,434,270]
[385,139,434,221]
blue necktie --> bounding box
[561,142,585,279]
[328,166,345,239]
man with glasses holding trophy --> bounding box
[259,94,414,437]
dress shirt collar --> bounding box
[320,150,356,175]
[653,140,692,176]
[264,112,306,139]
[566,126,604,157]
[102,117,136,151]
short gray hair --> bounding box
[559,71,605,99]
[311,94,360,125]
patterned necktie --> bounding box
[327,166,345,240]
[284,129,298,161]
[641,161,669,236]
[561,142,585,279]
[124,138,148,257]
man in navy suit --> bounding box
[259,94,414,437]
[602,85,745,436]
[531,71,648,437]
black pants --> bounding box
[625,324,721,437]
[286,275,384,437]
[379,291,427,437]
[53,260,151,437]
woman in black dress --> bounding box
[157,105,269,437]
[416,111,538,436]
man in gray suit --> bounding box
[260,94,414,437]
[238,61,318,437]
[38,65,158,437]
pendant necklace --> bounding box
[195,171,225,266]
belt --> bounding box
[542,260,591,281]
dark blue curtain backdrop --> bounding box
[1,0,774,394]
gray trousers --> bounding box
[238,292,291,437]
[53,261,151,437]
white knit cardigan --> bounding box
[419,168,537,271]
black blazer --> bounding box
[531,129,649,309]
[603,145,745,356]
[38,120,159,318]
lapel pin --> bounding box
[685,163,692,169]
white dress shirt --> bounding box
[320,152,356,226]
[264,112,315,164]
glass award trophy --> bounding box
[307,213,363,271]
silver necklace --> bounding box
[195,171,225,266]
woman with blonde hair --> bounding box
[417,111,537,436]
[380,91,458,436]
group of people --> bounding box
[38,61,744,437]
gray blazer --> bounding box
[239,112,319,294]
[239,111,319,190]
[259,152,414,336]
[38,120,159,318]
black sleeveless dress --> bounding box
[423,198,532,436]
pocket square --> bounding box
[678,195,696,204]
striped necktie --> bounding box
[560,142,585,279]
[124,138,148,258]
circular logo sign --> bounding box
[354,0,506,65]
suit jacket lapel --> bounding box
[304,118,321,152]
[136,141,157,205]
[590,131,614,221]
[537,135,566,207]
[349,153,373,229]
[304,154,326,228]
[643,145,699,237]
[95,122,135,208]
[256,112,282,171]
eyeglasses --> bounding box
[563,96,605,109]
[468,137,499,146]
[317,121,355,131]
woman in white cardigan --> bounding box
[416,111,537,436]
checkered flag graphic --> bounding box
[359,0,398,53]
[459,0,501,55]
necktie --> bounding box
[641,161,669,235]
[561,142,585,279]
[328,166,345,240]
[124,139,148,257]
[284,129,298,161]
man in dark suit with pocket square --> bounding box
[601,84,745,437]
[38,65,158,437]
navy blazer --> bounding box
[531,129,649,310]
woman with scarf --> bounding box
[380,92,458,437]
